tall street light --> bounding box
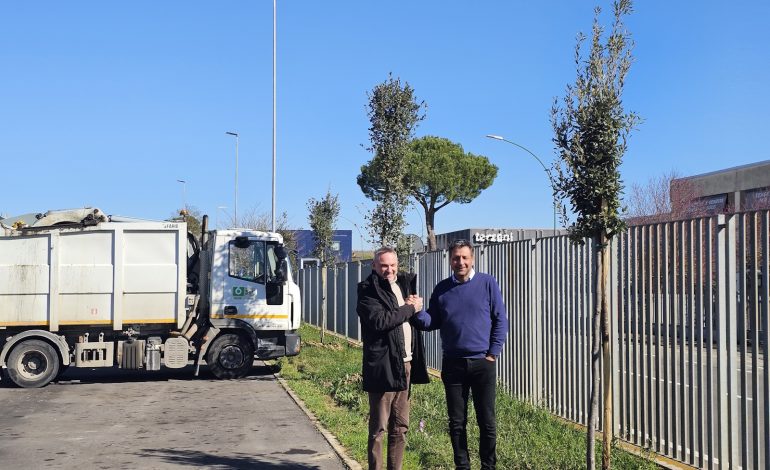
[225,131,239,227]
[486,134,558,232]
[176,179,186,213]
[272,0,277,232]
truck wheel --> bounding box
[207,333,254,379]
[7,339,60,388]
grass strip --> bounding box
[273,324,656,469]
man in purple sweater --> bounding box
[412,239,508,470]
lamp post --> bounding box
[486,134,558,233]
[176,179,186,214]
[272,0,277,232]
[225,131,239,227]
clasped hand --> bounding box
[404,294,423,312]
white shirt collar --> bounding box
[452,268,475,284]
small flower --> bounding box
[418,419,426,432]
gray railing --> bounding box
[298,211,769,469]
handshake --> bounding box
[405,294,423,312]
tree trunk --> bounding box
[587,234,603,469]
[320,267,327,344]
[426,208,436,252]
[601,231,613,469]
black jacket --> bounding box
[356,271,430,392]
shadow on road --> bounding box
[49,362,280,386]
[136,448,325,469]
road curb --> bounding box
[275,375,363,470]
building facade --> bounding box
[434,227,565,251]
[672,160,770,215]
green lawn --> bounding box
[273,324,656,469]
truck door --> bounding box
[219,238,288,329]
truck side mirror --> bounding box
[274,266,287,283]
[234,236,250,249]
[269,244,289,284]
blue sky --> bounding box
[2,1,768,248]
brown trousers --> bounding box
[367,361,411,470]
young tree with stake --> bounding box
[551,1,639,468]
[307,191,340,343]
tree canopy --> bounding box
[359,135,497,250]
[307,190,340,267]
[359,74,425,254]
[551,0,639,244]
[169,207,202,240]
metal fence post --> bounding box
[357,261,363,341]
[533,237,543,404]
[610,235,621,446]
[342,262,348,337]
[716,213,738,468]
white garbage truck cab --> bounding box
[0,208,301,388]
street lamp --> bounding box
[272,0,277,232]
[176,179,186,213]
[486,134,558,232]
[225,131,239,227]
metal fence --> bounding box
[298,212,769,470]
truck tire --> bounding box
[207,333,254,379]
[6,339,61,388]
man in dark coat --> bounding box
[357,247,430,470]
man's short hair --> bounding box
[448,239,474,254]
[373,246,397,262]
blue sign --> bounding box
[292,230,353,263]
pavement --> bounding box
[0,363,349,469]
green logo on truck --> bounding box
[232,286,255,298]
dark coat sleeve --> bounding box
[356,281,415,333]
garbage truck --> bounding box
[0,208,301,388]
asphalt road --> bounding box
[0,363,347,470]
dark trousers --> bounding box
[367,361,411,470]
[442,357,497,470]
